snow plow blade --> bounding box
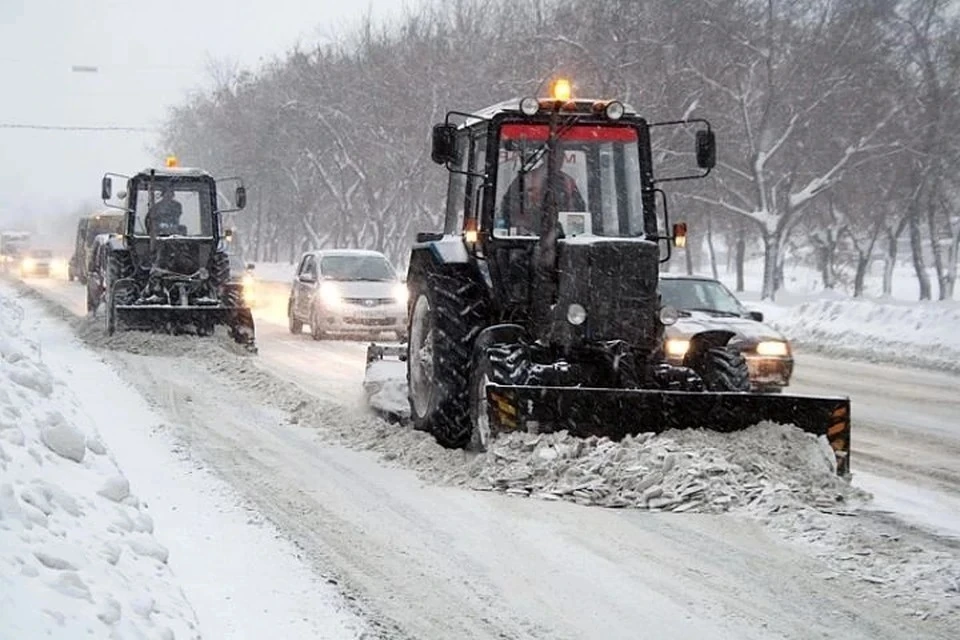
[114,304,257,351]
[363,343,409,420]
[485,386,851,476]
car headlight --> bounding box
[22,258,35,271]
[756,340,789,357]
[319,282,342,308]
[665,338,690,357]
[242,274,255,288]
[393,282,409,305]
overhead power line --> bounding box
[0,123,160,133]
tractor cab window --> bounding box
[493,123,644,239]
[133,180,214,237]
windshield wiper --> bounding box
[687,307,742,317]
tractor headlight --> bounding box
[605,100,625,120]
[520,97,540,116]
[22,258,36,272]
[665,338,690,357]
[566,303,587,326]
[756,340,789,357]
[393,283,409,305]
[659,305,679,326]
[319,282,342,309]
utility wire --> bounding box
[0,123,160,132]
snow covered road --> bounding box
[7,275,960,638]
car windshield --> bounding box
[659,278,746,316]
[320,255,395,281]
[493,123,645,239]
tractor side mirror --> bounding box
[101,176,112,200]
[431,123,458,165]
[235,186,247,210]
[696,130,716,169]
[672,222,688,248]
[748,310,764,322]
[299,272,317,284]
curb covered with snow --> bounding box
[769,297,960,374]
[0,293,200,639]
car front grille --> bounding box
[343,297,394,307]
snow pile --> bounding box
[453,424,862,513]
[0,295,199,639]
[770,297,960,372]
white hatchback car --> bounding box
[287,249,407,341]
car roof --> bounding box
[305,249,389,259]
[659,274,721,282]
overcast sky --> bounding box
[0,0,407,231]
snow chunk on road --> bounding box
[0,293,199,639]
[457,423,865,513]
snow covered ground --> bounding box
[0,283,367,639]
[6,272,960,638]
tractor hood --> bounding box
[666,310,786,346]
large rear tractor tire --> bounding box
[693,346,751,392]
[407,268,487,449]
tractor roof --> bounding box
[460,97,639,128]
[135,166,212,179]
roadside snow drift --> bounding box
[0,294,199,639]
[769,296,960,373]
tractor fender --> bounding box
[474,324,527,355]
[682,329,740,366]
[105,233,128,252]
[411,234,470,265]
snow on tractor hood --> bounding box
[665,310,787,345]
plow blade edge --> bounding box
[114,305,257,350]
[486,386,851,476]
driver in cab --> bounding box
[145,186,183,235]
[499,150,586,235]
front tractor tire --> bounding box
[407,269,487,449]
[693,346,751,392]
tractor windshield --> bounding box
[132,179,215,237]
[494,123,645,239]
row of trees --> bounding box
[160,0,960,300]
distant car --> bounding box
[19,249,54,278]
[287,249,407,341]
[659,274,793,393]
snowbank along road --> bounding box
[6,274,960,639]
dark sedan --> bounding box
[659,274,793,392]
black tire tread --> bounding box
[696,346,751,392]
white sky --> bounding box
[0,0,408,232]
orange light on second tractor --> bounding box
[165,155,179,168]
[552,78,572,102]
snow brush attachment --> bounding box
[485,387,851,476]
[112,304,258,353]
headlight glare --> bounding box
[665,339,690,357]
[393,283,409,305]
[756,340,789,357]
[319,282,342,308]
